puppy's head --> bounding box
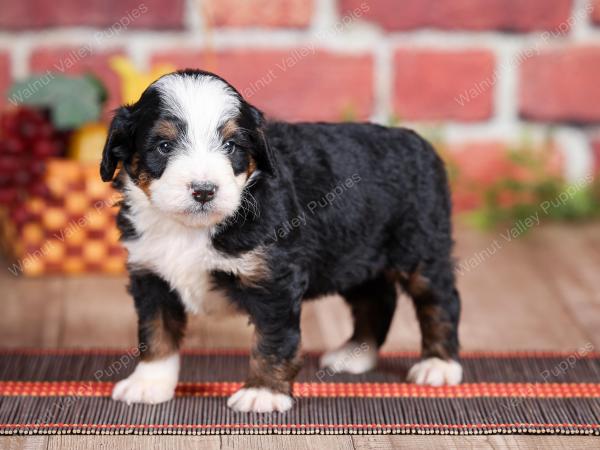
[100,70,275,228]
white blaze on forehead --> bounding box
[154,74,240,152]
[147,74,245,227]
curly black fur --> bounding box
[101,70,461,400]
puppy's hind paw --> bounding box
[319,340,377,374]
[407,357,463,387]
[227,387,293,413]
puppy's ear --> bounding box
[248,105,277,178]
[100,106,133,182]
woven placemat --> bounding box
[0,349,598,435]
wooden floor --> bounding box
[1,222,600,449]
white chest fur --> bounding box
[122,181,263,315]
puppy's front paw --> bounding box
[407,357,462,386]
[319,340,377,374]
[111,354,180,405]
[227,387,293,413]
[112,376,176,404]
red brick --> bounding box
[203,0,313,28]
[0,0,183,29]
[30,48,125,114]
[152,50,374,121]
[340,0,573,32]
[520,46,600,123]
[0,52,10,101]
[591,0,600,24]
[393,49,495,121]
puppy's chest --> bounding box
[124,217,244,315]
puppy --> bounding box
[101,69,462,413]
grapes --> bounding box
[0,106,66,211]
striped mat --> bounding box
[0,349,599,435]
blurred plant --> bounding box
[109,56,175,104]
[8,74,107,130]
[456,142,600,230]
[386,112,402,127]
[340,103,359,122]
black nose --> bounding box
[191,182,218,203]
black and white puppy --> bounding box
[101,69,462,413]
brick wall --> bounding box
[2,0,600,182]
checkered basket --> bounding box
[0,159,126,276]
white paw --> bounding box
[319,340,377,374]
[407,357,463,386]
[112,354,179,405]
[227,387,293,413]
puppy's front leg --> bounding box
[228,270,306,413]
[112,272,187,404]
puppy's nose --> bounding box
[191,182,218,203]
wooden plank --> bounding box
[47,435,219,450]
[308,295,354,351]
[5,433,599,450]
[353,435,600,449]
[221,435,354,450]
[487,435,600,449]
[448,225,589,350]
[0,267,63,348]
[59,276,135,348]
[183,314,253,350]
[525,223,600,348]
[0,436,48,450]
[354,435,492,450]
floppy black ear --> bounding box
[100,106,133,182]
[248,105,277,178]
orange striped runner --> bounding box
[2,381,599,398]
[1,348,599,358]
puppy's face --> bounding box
[100,70,275,228]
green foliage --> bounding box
[339,104,358,123]
[462,145,600,230]
[8,73,107,130]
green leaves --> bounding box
[7,73,107,130]
[465,175,600,230]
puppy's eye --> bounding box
[157,141,173,154]
[223,140,237,155]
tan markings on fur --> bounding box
[139,318,182,361]
[139,307,187,362]
[220,119,238,141]
[418,304,453,360]
[391,267,451,360]
[129,155,152,197]
[136,171,153,197]
[396,266,430,297]
[236,247,270,287]
[245,348,303,394]
[246,154,257,178]
[153,119,179,140]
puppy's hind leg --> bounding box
[320,273,397,374]
[400,259,462,386]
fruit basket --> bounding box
[0,63,176,276]
[0,158,126,276]
[0,100,125,276]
